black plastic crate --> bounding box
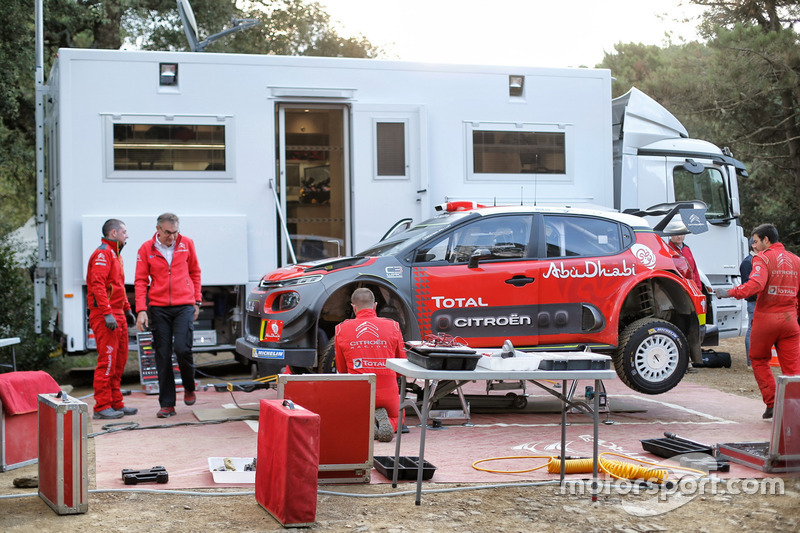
[641,437,714,458]
[537,354,611,371]
[406,349,481,370]
[373,456,437,480]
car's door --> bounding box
[534,214,635,348]
[409,214,540,348]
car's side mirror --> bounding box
[468,248,492,269]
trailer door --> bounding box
[351,105,427,253]
[277,104,350,265]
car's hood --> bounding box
[261,256,371,281]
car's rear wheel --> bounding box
[613,317,688,395]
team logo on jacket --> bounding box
[353,358,387,369]
[355,321,380,339]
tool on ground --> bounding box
[121,466,169,485]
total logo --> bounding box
[352,358,387,369]
[431,296,488,309]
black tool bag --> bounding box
[696,349,732,368]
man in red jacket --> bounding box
[87,219,137,419]
[335,288,406,442]
[135,213,202,418]
[717,224,800,419]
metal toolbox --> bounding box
[278,374,375,483]
[718,375,800,473]
[37,392,89,515]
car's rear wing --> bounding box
[624,201,709,236]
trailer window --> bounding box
[112,124,226,171]
[673,166,728,219]
[472,131,565,175]
[376,122,406,177]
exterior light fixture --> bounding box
[509,75,524,97]
[159,63,178,86]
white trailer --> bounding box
[39,48,747,354]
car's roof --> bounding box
[450,204,651,228]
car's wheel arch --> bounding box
[312,276,418,371]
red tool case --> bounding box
[278,374,375,483]
[37,392,89,515]
[0,371,61,471]
[256,399,320,527]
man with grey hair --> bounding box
[87,218,137,419]
[135,213,202,418]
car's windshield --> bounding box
[358,213,473,257]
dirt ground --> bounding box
[2,337,799,532]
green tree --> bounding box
[0,0,379,240]
[0,238,57,371]
[689,0,800,249]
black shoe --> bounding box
[763,407,773,419]
[401,425,410,434]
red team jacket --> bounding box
[134,233,202,311]
[86,237,131,317]
[335,308,406,383]
[729,242,800,315]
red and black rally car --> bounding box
[235,202,709,394]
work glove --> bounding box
[104,314,117,331]
[714,288,730,299]
[126,309,136,327]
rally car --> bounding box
[235,202,710,394]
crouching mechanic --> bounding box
[334,288,406,442]
[716,224,800,419]
[87,219,137,420]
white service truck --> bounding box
[37,48,747,356]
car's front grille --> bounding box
[246,314,261,338]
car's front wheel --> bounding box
[613,318,688,395]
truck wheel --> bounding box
[319,339,337,373]
[613,318,688,395]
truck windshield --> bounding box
[673,166,728,219]
[358,213,472,257]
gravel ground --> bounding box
[2,337,799,532]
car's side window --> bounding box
[414,215,532,263]
[544,215,621,257]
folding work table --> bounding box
[386,358,617,505]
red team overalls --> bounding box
[729,242,800,408]
[335,308,406,430]
[86,237,131,414]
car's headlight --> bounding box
[259,274,323,289]
[269,292,300,312]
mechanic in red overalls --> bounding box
[717,224,800,419]
[87,219,137,420]
[335,288,406,442]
